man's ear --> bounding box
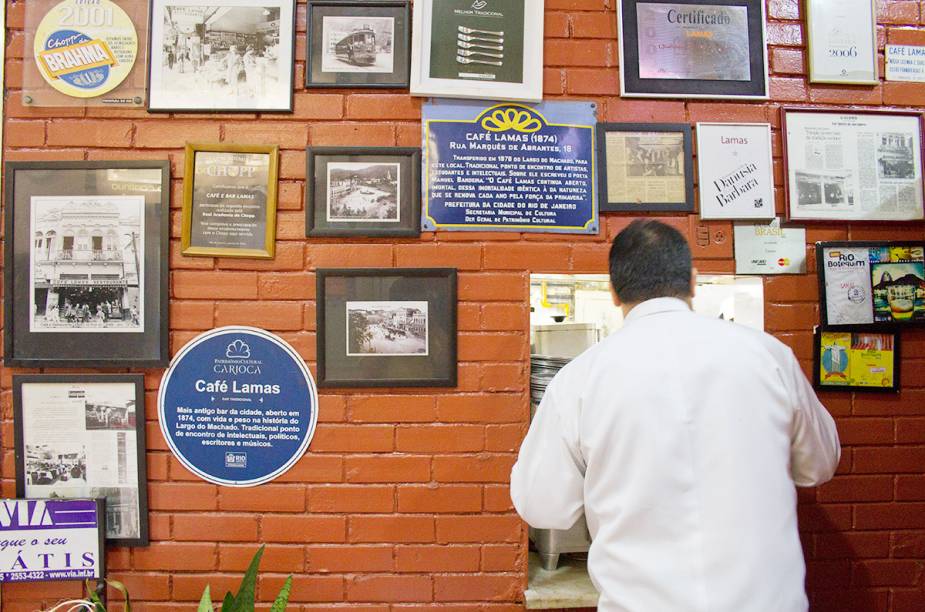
[690,267,698,297]
[610,285,622,308]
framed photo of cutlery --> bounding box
[409,0,544,102]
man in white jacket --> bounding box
[511,219,840,612]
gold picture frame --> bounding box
[181,143,280,259]
[806,0,879,85]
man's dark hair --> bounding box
[609,219,693,304]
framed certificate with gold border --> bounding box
[806,0,878,85]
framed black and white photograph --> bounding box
[596,122,694,212]
[147,0,296,112]
[4,161,170,368]
[806,0,878,85]
[306,147,421,237]
[696,122,775,220]
[306,1,410,88]
[317,268,457,387]
[783,109,925,222]
[617,0,769,99]
[14,375,149,546]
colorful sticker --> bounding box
[34,0,137,98]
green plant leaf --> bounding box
[270,575,293,612]
[221,592,235,612]
[197,585,213,612]
[106,579,132,612]
[230,545,265,611]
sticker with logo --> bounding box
[823,246,874,325]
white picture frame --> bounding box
[409,0,544,102]
[806,0,879,85]
[696,122,775,220]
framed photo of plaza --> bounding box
[409,0,544,102]
[306,147,421,237]
[806,0,878,85]
[13,375,150,546]
[316,268,458,388]
[783,109,925,222]
[147,0,296,112]
[182,143,280,258]
[618,0,769,99]
[596,122,695,212]
[3,161,169,368]
[305,1,411,88]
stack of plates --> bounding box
[530,355,570,415]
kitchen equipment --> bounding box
[456,56,503,66]
[458,32,505,44]
[459,25,505,37]
[457,40,504,52]
[532,323,599,359]
[457,49,504,59]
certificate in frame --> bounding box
[813,328,900,392]
[806,0,878,85]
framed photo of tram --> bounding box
[3,161,170,368]
[305,1,411,88]
[306,147,421,237]
[316,268,458,387]
[147,0,297,113]
[13,374,150,546]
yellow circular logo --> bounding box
[34,0,138,98]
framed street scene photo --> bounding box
[14,375,149,545]
[306,1,410,88]
[784,109,925,222]
[818,241,925,328]
[410,0,544,102]
[182,143,280,258]
[4,161,169,368]
[696,123,775,220]
[806,0,878,85]
[147,0,296,112]
[317,268,457,387]
[618,0,769,99]
[596,123,694,212]
[814,329,899,392]
[306,147,421,237]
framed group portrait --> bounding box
[4,161,170,368]
[814,329,899,392]
[806,0,878,85]
[617,0,769,99]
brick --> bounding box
[436,394,526,423]
[214,301,304,330]
[854,447,925,473]
[218,544,306,571]
[259,574,346,603]
[397,484,483,513]
[173,514,258,541]
[218,484,306,512]
[47,120,132,147]
[396,425,485,452]
[346,95,422,120]
[136,121,220,148]
[350,516,435,543]
[345,455,432,483]
[855,503,925,529]
[311,123,394,146]
[307,545,394,573]
[483,243,571,271]
[257,272,315,300]
[308,484,395,512]
[173,271,258,299]
[434,574,520,602]
[346,575,433,603]
[436,516,522,543]
[396,545,480,572]
[395,244,482,270]
[263,515,347,543]
[133,543,217,571]
[433,454,517,483]
[482,544,522,572]
[224,122,308,149]
[311,425,395,452]
[817,476,894,503]
[308,244,393,268]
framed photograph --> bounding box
[814,329,899,392]
[618,0,769,99]
[147,0,296,112]
[306,147,420,237]
[13,375,149,546]
[596,122,694,212]
[182,143,280,258]
[306,1,410,88]
[4,161,169,368]
[784,109,925,222]
[818,241,925,328]
[409,0,544,102]
[317,268,457,387]
[806,0,878,85]
[696,123,775,220]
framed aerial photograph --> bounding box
[806,0,878,85]
[409,0,544,102]
[618,0,769,99]
[317,268,457,387]
[4,161,169,368]
[784,109,925,222]
[14,375,149,545]
[147,0,296,112]
[182,143,279,258]
[818,241,925,329]
[814,329,899,392]
[596,122,694,212]
[696,123,775,220]
[306,1,410,88]
[306,147,420,237]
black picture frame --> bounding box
[317,268,458,387]
[596,122,695,212]
[13,374,150,546]
[812,328,900,392]
[618,0,769,99]
[4,161,170,368]
[146,0,297,113]
[306,147,421,237]
[817,241,925,330]
[306,0,411,88]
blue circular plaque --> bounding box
[158,327,317,487]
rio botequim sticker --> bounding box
[34,0,138,98]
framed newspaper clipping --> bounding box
[783,109,925,222]
[806,0,878,85]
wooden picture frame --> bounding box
[806,0,878,85]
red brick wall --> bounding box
[2,0,924,610]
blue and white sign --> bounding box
[423,99,598,234]
[158,327,318,487]
[0,498,104,583]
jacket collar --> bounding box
[623,297,692,325]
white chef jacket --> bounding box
[511,298,840,612]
